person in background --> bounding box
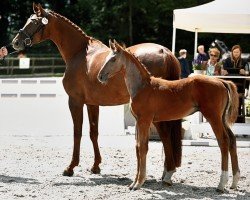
[178,49,190,78]
[222,45,248,76]
[203,47,221,76]
[196,45,209,63]
[0,46,8,58]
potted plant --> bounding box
[192,59,205,74]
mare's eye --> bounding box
[111,57,116,62]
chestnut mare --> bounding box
[98,41,240,191]
[12,3,182,177]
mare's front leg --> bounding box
[130,118,151,190]
[153,121,176,186]
[63,97,83,176]
[87,105,101,174]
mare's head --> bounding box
[12,3,50,51]
[98,40,125,84]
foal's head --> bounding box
[98,40,125,84]
[12,3,50,51]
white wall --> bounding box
[0,78,124,136]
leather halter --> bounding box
[18,13,48,47]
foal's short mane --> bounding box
[124,48,151,82]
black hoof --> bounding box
[216,188,224,193]
[91,166,101,174]
[63,169,74,176]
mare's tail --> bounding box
[221,80,239,125]
[162,49,182,167]
[170,119,182,167]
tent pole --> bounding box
[194,28,198,58]
[172,27,176,55]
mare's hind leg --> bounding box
[224,126,240,189]
[153,121,176,186]
[207,118,229,192]
[63,97,83,176]
[87,105,101,174]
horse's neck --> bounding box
[123,57,147,99]
[48,16,89,62]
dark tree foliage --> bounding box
[0,0,249,56]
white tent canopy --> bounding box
[172,0,250,55]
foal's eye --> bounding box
[111,57,116,62]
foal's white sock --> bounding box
[217,171,229,191]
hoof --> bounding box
[162,180,173,187]
[216,188,224,193]
[129,184,141,190]
[63,168,74,177]
[91,166,101,174]
[129,182,136,190]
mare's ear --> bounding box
[109,39,116,52]
[33,3,46,17]
[33,3,39,14]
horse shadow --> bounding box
[52,174,249,199]
[142,180,249,199]
[52,173,131,187]
[0,175,41,185]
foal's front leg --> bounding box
[130,118,151,190]
[129,123,139,189]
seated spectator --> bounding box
[0,46,8,58]
[203,47,221,76]
[222,45,248,76]
[178,49,190,78]
[196,45,209,63]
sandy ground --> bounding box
[0,134,249,200]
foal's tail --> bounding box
[221,80,239,125]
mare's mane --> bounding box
[48,10,105,48]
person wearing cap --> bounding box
[178,49,190,78]
[0,46,8,58]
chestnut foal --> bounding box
[98,40,240,192]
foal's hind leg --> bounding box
[153,121,176,186]
[63,97,83,176]
[208,118,230,192]
[224,126,240,189]
[87,105,101,174]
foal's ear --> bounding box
[109,39,116,52]
[113,40,123,52]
